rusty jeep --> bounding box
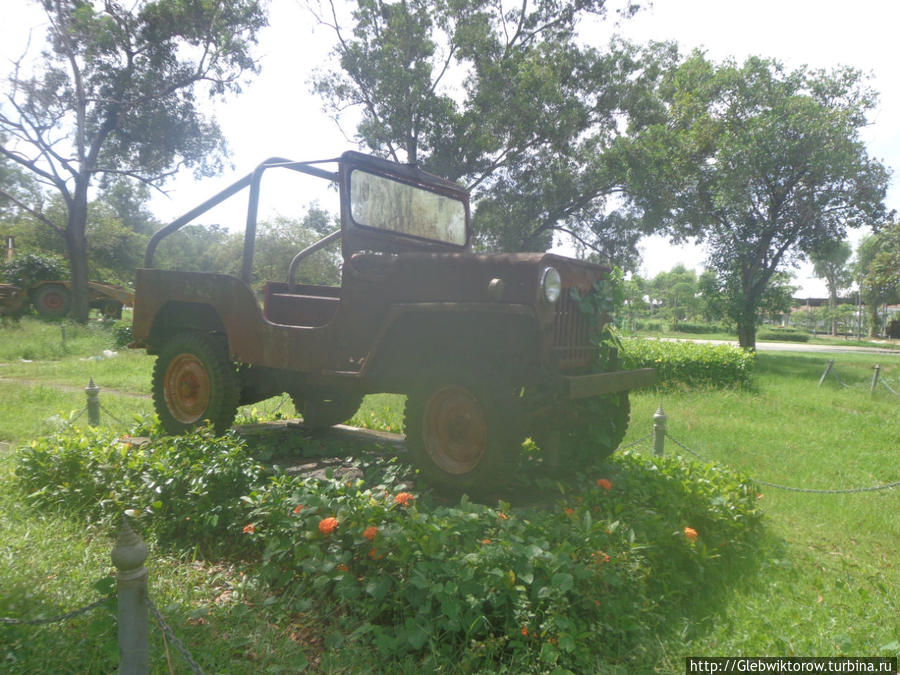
[131,151,654,492]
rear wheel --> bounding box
[33,284,71,318]
[404,371,524,494]
[292,391,364,429]
[152,332,240,435]
[100,300,123,319]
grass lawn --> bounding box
[1,317,898,671]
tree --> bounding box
[809,238,852,335]
[618,54,890,349]
[0,0,267,321]
[648,264,697,328]
[697,269,725,325]
[857,223,900,336]
[309,0,665,266]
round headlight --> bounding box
[540,266,562,303]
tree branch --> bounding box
[0,188,64,236]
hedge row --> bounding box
[620,338,755,389]
[757,329,811,343]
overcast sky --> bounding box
[3,0,899,296]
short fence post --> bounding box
[870,364,881,395]
[653,405,667,457]
[111,516,149,675]
[818,359,835,387]
[85,378,100,426]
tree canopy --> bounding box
[618,53,891,349]
[0,0,267,320]
[309,0,665,268]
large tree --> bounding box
[308,0,665,267]
[619,54,891,349]
[0,0,267,321]
[857,223,900,336]
[809,238,852,335]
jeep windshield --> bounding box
[349,169,467,246]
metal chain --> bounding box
[664,432,900,494]
[620,433,653,451]
[99,403,126,425]
[0,594,113,626]
[880,378,899,396]
[147,598,206,675]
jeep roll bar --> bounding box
[143,157,340,284]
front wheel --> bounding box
[152,332,240,435]
[557,392,631,464]
[404,373,524,494]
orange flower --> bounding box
[592,550,610,564]
[683,526,698,542]
[521,626,529,637]
[368,548,383,560]
[597,478,612,490]
[242,523,255,534]
[481,538,492,545]
[498,512,509,520]
[564,507,575,516]
[318,517,339,535]
[292,504,305,514]
[336,563,349,572]
[393,492,414,507]
[363,526,378,541]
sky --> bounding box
[2,0,899,296]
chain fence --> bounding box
[818,359,900,397]
[148,598,206,675]
[1,519,206,675]
[633,408,899,495]
[0,594,113,626]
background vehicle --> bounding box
[131,152,654,492]
[0,279,132,319]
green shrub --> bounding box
[634,319,663,332]
[757,328,810,342]
[621,337,755,388]
[240,450,762,671]
[14,424,265,549]
[2,253,66,287]
[110,319,133,347]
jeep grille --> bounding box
[552,288,596,370]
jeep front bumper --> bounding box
[562,368,656,399]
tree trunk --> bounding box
[65,189,91,323]
[867,304,879,338]
[736,319,756,351]
[829,288,838,336]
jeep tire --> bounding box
[152,332,240,435]
[404,371,524,494]
[293,391,364,429]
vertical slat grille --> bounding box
[552,287,596,369]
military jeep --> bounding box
[131,151,654,492]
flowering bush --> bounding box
[14,422,764,672]
[240,450,763,671]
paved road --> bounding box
[663,338,900,356]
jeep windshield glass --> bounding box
[349,169,466,246]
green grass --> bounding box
[1,317,899,671]
[623,352,900,660]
